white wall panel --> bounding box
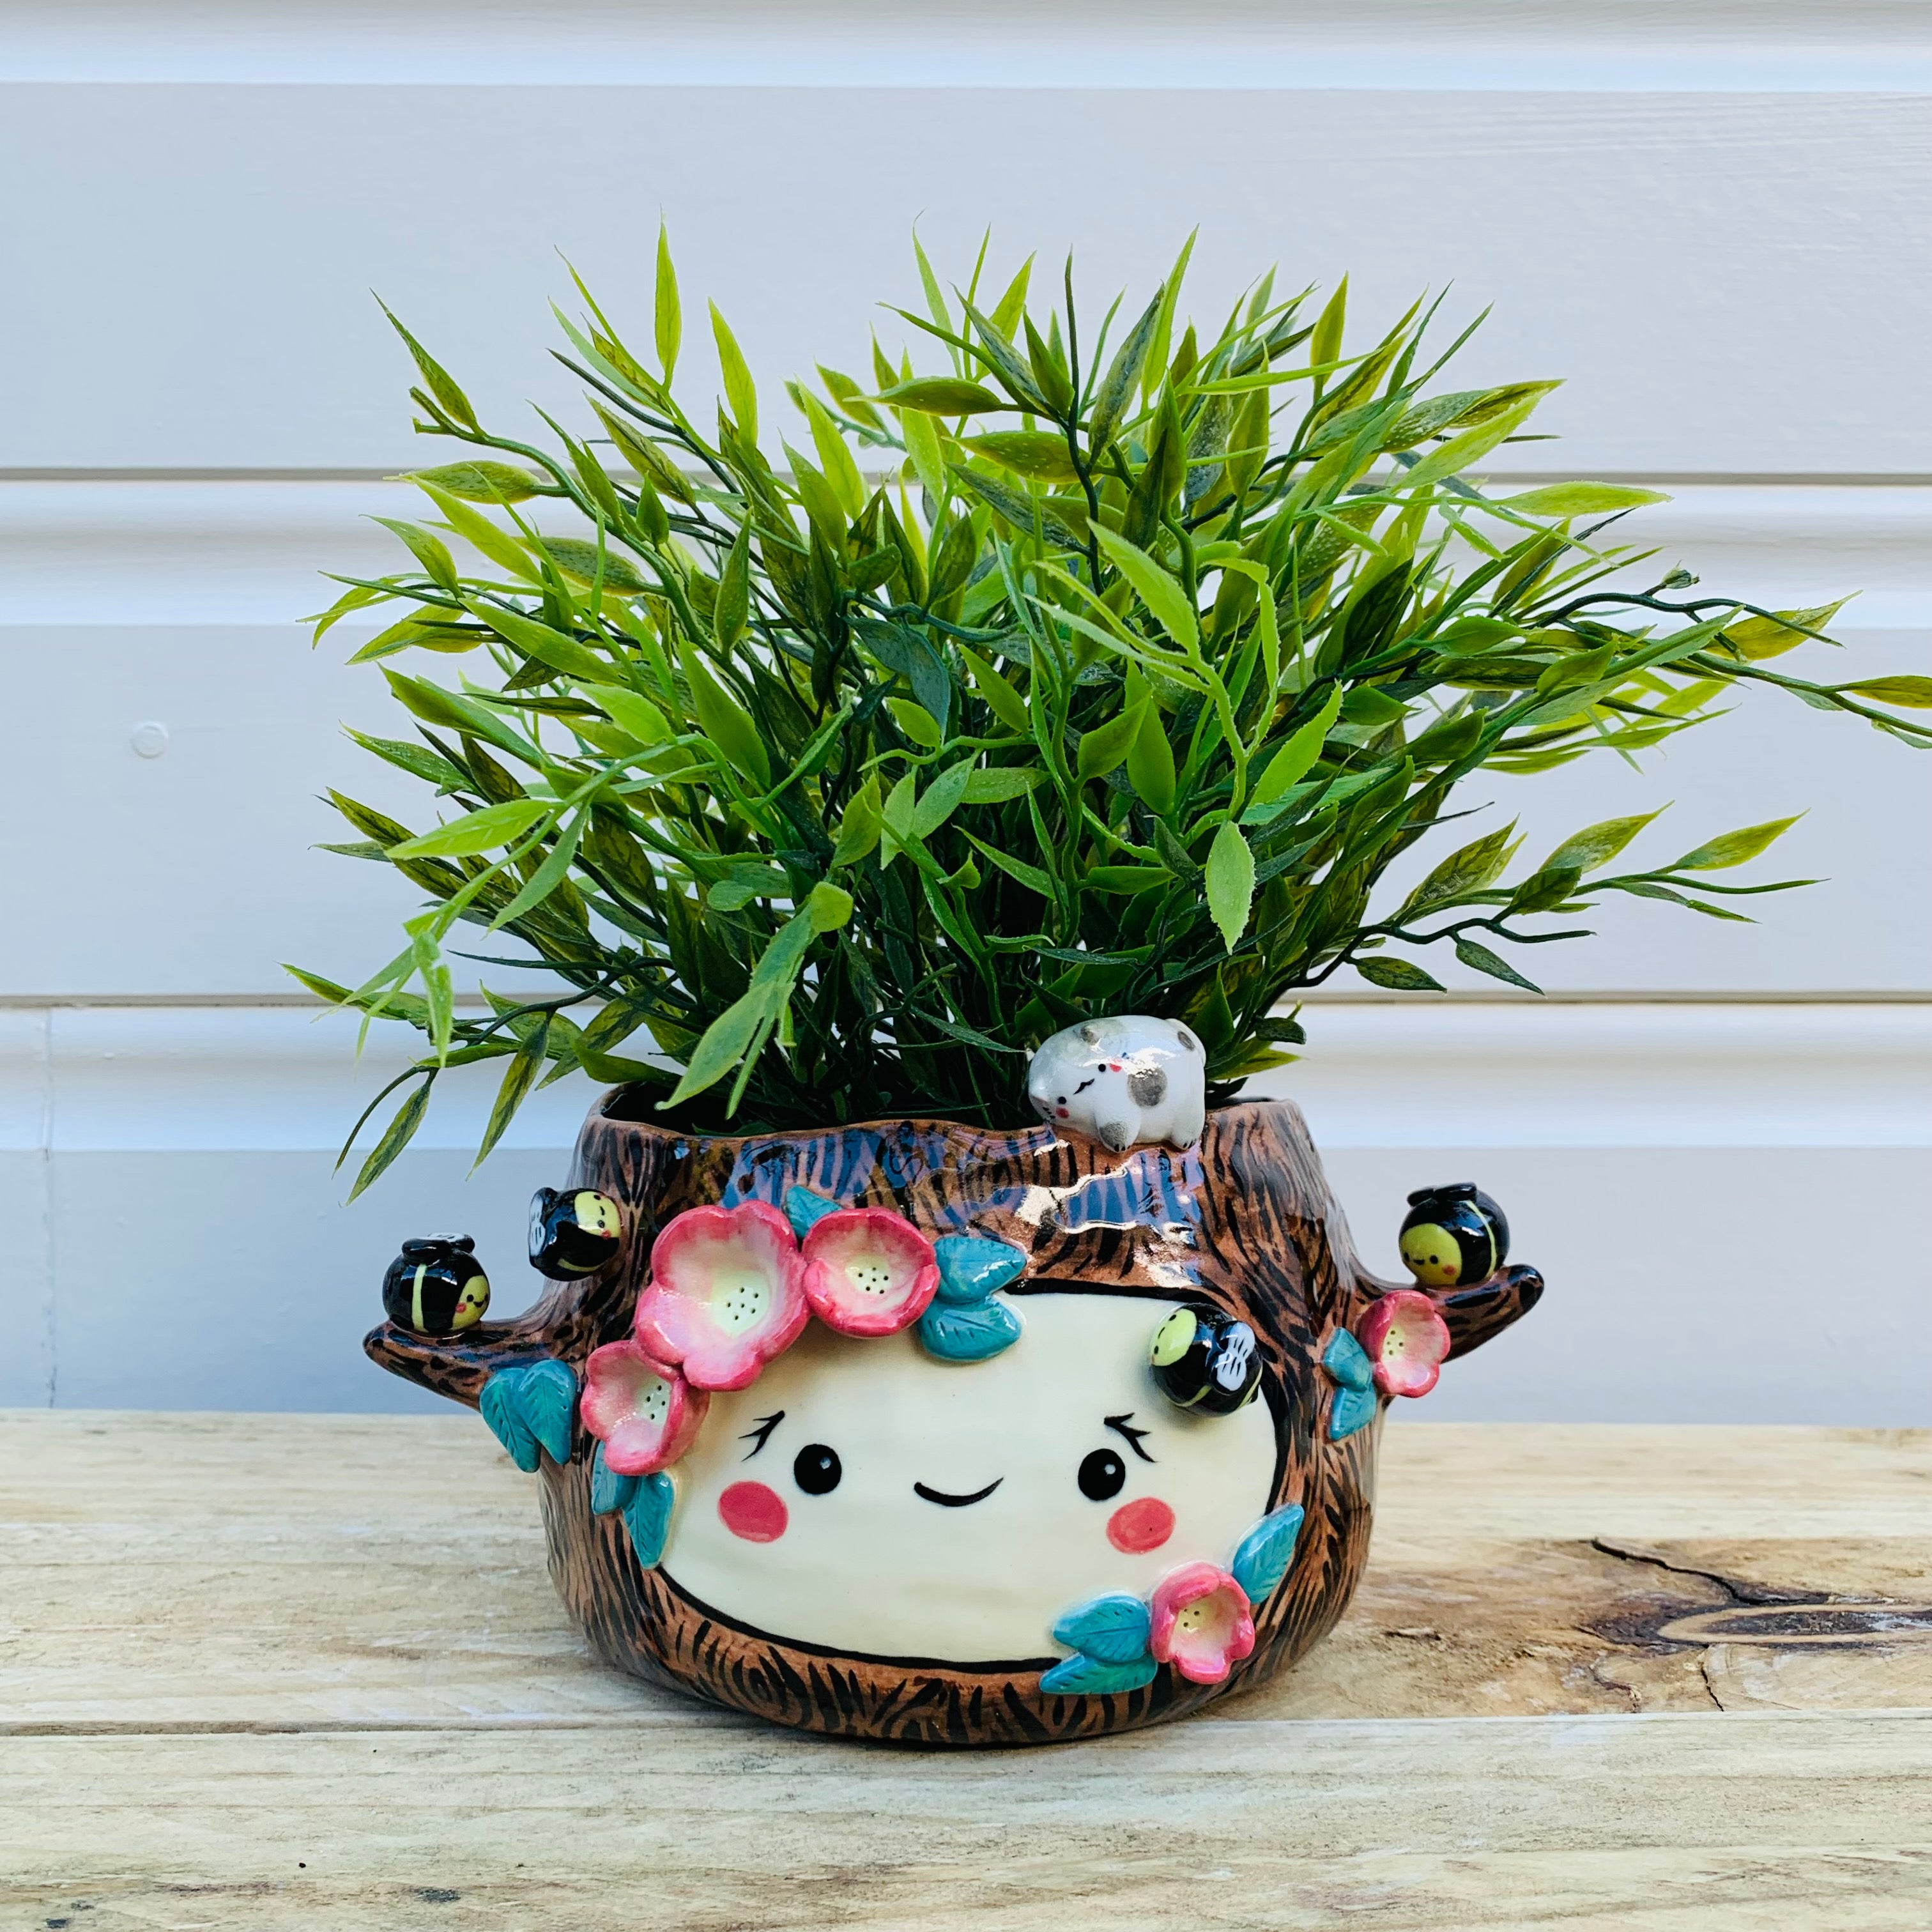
[3,1002,1925,1417]
[4,3,1927,1418]
[2,86,1926,475]
[2,480,1926,999]
[7,1,1927,91]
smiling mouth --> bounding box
[912,1478,1004,1508]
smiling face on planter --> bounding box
[656,1292,1279,1663]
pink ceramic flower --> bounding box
[579,1338,709,1476]
[1357,1289,1452,1399]
[1148,1563,1256,1686]
[800,1208,940,1338]
[635,1200,808,1391]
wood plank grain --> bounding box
[5,1416,1929,1730]
[4,1715,1929,1930]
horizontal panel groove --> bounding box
[5,1004,1929,1154]
[6,479,1928,629]
[7,3,1929,91]
[10,468,1932,488]
[5,990,1932,1010]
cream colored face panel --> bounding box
[659,1293,1280,1663]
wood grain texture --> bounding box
[7,1414,1932,1926]
[364,1098,1538,1745]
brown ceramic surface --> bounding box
[367,1095,1540,1746]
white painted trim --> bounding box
[5,1,1926,90]
[4,479,1928,631]
[4,1002,1928,1157]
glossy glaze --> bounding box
[365,1096,1544,1747]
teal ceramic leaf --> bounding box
[1231,1503,1305,1603]
[622,1471,677,1568]
[1330,1383,1377,1440]
[1322,1329,1374,1392]
[917,1296,1024,1361]
[932,1232,1027,1305]
[480,1370,540,1473]
[589,1442,639,1516]
[518,1358,578,1465]
[1039,1652,1160,1696]
[480,1360,577,1471]
[1051,1593,1152,1665]
[784,1185,843,1239]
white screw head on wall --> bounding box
[130,721,169,758]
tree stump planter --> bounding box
[368,1094,1542,1748]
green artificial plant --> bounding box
[299,232,1932,1193]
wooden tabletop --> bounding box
[4,1414,1929,1929]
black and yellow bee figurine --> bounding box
[528,1187,625,1280]
[1148,1305,1263,1414]
[383,1235,491,1334]
[1399,1184,1510,1289]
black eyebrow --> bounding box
[739,1413,785,1459]
[1104,1413,1154,1463]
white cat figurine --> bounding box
[1026,1015,1208,1152]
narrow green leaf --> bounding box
[579,682,671,746]
[464,599,609,680]
[1400,823,1517,916]
[1400,392,1545,491]
[1250,687,1342,808]
[961,766,1043,804]
[677,645,771,788]
[1088,289,1162,453]
[1126,704,1176,813]
[378,302,477,429]
[1842,675,1932,709]
[474,1023,549,1167]
[802,390,866,519]
[1092,527,1199,652]
[960,648,1032,734]
[402,461,541,503]
[886,696,944,749]
[1453,937,1542,993]
[348,1078,433,1200]
[1501,482,1670,518]
[953,467,1084,549]
[1541,810,1663,876]
[911,759,975,838]
[390,798,549,858]
[414,480,542,582]
[1719,600,1845,661]
[654,223,681,384]
[490,816,584,928]
[806,880,855,933]
[877,378,1006,415]
[1355,956,1445,992]
[831,776,883,868]
[710,302,757,445]
[714,523,751,654]
[532,538,650,595]
[1142,231,1196,406]
[364,517,455,590]
[1077,703,1146,783]
[1668,816,1801,872]
[1206,820,1255,952]
[965,832,1052,896]
[901,403,947,510]
[960,432,1081,484]
[1310,275,1348,369]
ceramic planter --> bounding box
[368,1093,1542,1748]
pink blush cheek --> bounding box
[1107,1497,1175,1554]
[718,1481,788,1542]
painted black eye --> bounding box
[1077,1448,1126,1501]
[792,1444,842,1495]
